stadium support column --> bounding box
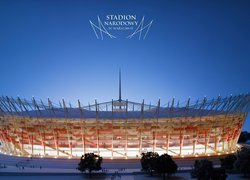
[192,140,195,155]
[63,98,71,157]
[139,100,144,155]
[179,122,183,155]
[95,99,99,155]
[31,133,34,155]
[139,129,142,156]
[166,134,169,154]
[153,131,156,152]
[78,100,86,155]
[154,99,160,152]
[125,99,128,158]
[214,136,218,152]
[157,99,160,124]
[193,134,197,155]
[56,132,59,156]
[222,116,226,153]
[43,131,46,156]
[111,99,114,158]
[21,128,24,152]
[204,130,207,154]
[180,132,183,156]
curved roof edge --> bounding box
[0,94,250,119]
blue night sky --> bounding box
[0,0,250,130]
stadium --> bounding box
[0,75,250,159]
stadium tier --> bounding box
[0,94,250,159]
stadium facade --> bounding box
[0,76,250,159]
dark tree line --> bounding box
[234,147,250,177]
[238,131,250,143]
[141,152,178,179]
[191,147,250,179]
[191,159,227,180]
[78,153,103,177]
[220,147,250,177]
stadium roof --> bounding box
[0,94,250,119]
[0,71,250,119]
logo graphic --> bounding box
[126,16,153,40]
[89,16,116,40]
[89,15,153,40]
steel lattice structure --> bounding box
[0,93,250,159]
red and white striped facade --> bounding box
[0,95,249,159]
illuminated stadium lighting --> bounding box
[0,72,249,159]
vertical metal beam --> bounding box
[139,129,142,156]
[62,98,71,157]
[119,68,122,102]
[153,131,156,152]
[0,97,12,114]
[204,130,207,154]
[171,97,175,109]
[48,98,55,115]
[141,99,144,119]
[78,99,86,155]
[140,99,144,156]
[186,97,190,109]
[193,138,196,155]
[0,103,5,115]
[6,96,15,113]
[170,97,175,118]
[125,99,128,158]
[62,98,68,118]
[4,96,16,114]
[111,99,114,158]
[18,97,29,116]
[180,133,183,155]
[78,99,83,118]
[214,136,218,152]
[24,98,34,111]
[8,97,20,114]
[40,99,47,111]
[31,133,34,155]
[220,96,231,112]
[21,128,24,152]
[166,134,169,154]
[95,99,99,155]
[59,101,62,108]
[56,131,59,156]
[43,130,46,156]
[215,95,221,111]
[32,97,41,117]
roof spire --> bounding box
[119,68,121,102]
